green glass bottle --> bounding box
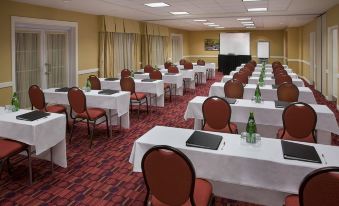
[11,92,20,112]
[246,112,257,143]
[254,84,261,103]
[86,79,91,92]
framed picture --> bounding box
[204,39,220,51]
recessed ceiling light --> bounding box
[170,11,189,15]
[144,2,170,7]
[208,25,219,27]
[243,0,264,2]
[248,8,267,12]
[193,19,207,22]
[243,23,255,26]
[216,27,225,29]
[246,26,256,29]
[203,22,215,25]
[237,17,252,21]
[63,0,71,2]
[241,21,254,24]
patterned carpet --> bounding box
[1,72,338,206]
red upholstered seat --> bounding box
[151,178,213,206]
[285,195,299,206]
[76,108,106,120]
[164,83,171,89]
[0,139,27,158]
[131,92,147,100]
[277,128,315,143]
[46,105,67,113]
[203,122,238,134]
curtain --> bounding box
[142,35,168,67]
[46,33,67,88]
[99,32,140,77]
[15,32,41,108]
[172,35,183,63]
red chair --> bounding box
[121,69,131,78]
[233,72,248,85]
[197,59,205,66]
[0,139,32,185]
[249,60,257,67]
[245,63,255,72]
[142,145,214,206]
[285,167,339,206]
[28,85,69,130]
[179,59,186,65]
[224,79,244,99]
[277,102,317,143]
[239,68,252,77]
[150,70,172,102]
[277,82,299,102]
[164,62,172,69]
[168,65,179,73]
[144,65,154,73]
[275,75,292,85]
[120,77,148,119]
[272,61,282,69]
[202,96,238,134]
[67,87,109,148]
[274,69,287,77]
[88,75,101,90]
[184,62,193,69]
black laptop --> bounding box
[272,84,278,89]
[55,87,69,92]
[16,110,50,121]
[224,98,237,104]
[98,89,119,95]
[186,131,223,150]
[134,72,144,74]
[281,140,321,163]
[141,79,157,82]
[105,78,119,81]
[164,73,177,75]
[274,100,291,108]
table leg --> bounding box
[28,146,32,185]
[50,147,54,174]
[109,109,112,138]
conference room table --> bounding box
[237,66,293,73]
[184,97,339,145]
[158,64,208,84]
[209,82,317,104]
[0,108,67,168]
[99,78,165,107]
[192,62,216,79]
[129,126,339,206]
[133,72,184,96]
[43,88,130,137]
[222,75,305,87]
[230,70,299,79]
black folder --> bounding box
[224,98,237,104]
[186,131,222,150]
[105,78,119,81]
[281,140,322,163]
[274,100,291,108]
[55,87,69,92]
[141,79,157,82]
[134,72,144,74]
[272,84,278,89]
[164,73,177,75]
[16,111,50,121]
[98,89,119,95]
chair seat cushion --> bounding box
[203,122,238,134]
[277,128,315,143]
[164,83,171,89]
[285,195,299,206]
[76,108,106,120]
[0,139,27,159]
[46,104,66,113]
[131,92,147,100]
[151,178,212,206]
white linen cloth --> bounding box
[100,78,165,107]
[230,71,299,79]
[209,83,317,104]
[44,88,130,129]
[184,97,339,145]
[237,67,293,73]
[0,109,67,167]
[158,64,207,84]
[129,126,339,205]
[222,75,305,87]
[193,63,216,79]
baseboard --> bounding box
[78,68,99,75]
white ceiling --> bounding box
[12,0,339,31]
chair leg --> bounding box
[138,101,141,119]
[0,160,3,179]
[105,114,109,137]
[145,97,149,114]
[86,119,90,135]
[69,119,76,143]
[64,111,70,132]
[89,120,96,149]
[27,147,32,185]
[50,148,54,175]
[6,158,13,175]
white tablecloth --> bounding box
[222,75,305,87]
[184,97,339,145]
[230,71,299,79]
[158,65,207,84]
[100,78,165,107]
[194,63,216,79]
[237,66,292,73]
[129,126,339,205]
[209,83,317,104]
[0,109,67,167]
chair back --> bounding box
[202,96,232,131]
[144,65,154,73]
[68,87,87,114]
[239,68,252,77]
[274,69,287,77]
[281,102,317,141]
[249,60,257,67]
[149,70,162,80]
[121,69,131,78]
[120,77,136,94]
[184,62,193,69]
[197,59,205,66]
[245,63,255,72]
[272,61,282,68]
[164,62,172,69]
[277,83,299,102]
[142,145,196,205]
[168,65,179,73]
[88,75,101,90]
[224,79,244,99]
[233,72,248,84]
[299,167,339,206]
[179,59,186,65]
[275,75,292,85]
[28,85,46,110]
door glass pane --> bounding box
[46,33,67,88]
[15,32,41,108]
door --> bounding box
[310,32,316,84]
[331,28,338,98]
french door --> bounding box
[15,30,68,108]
